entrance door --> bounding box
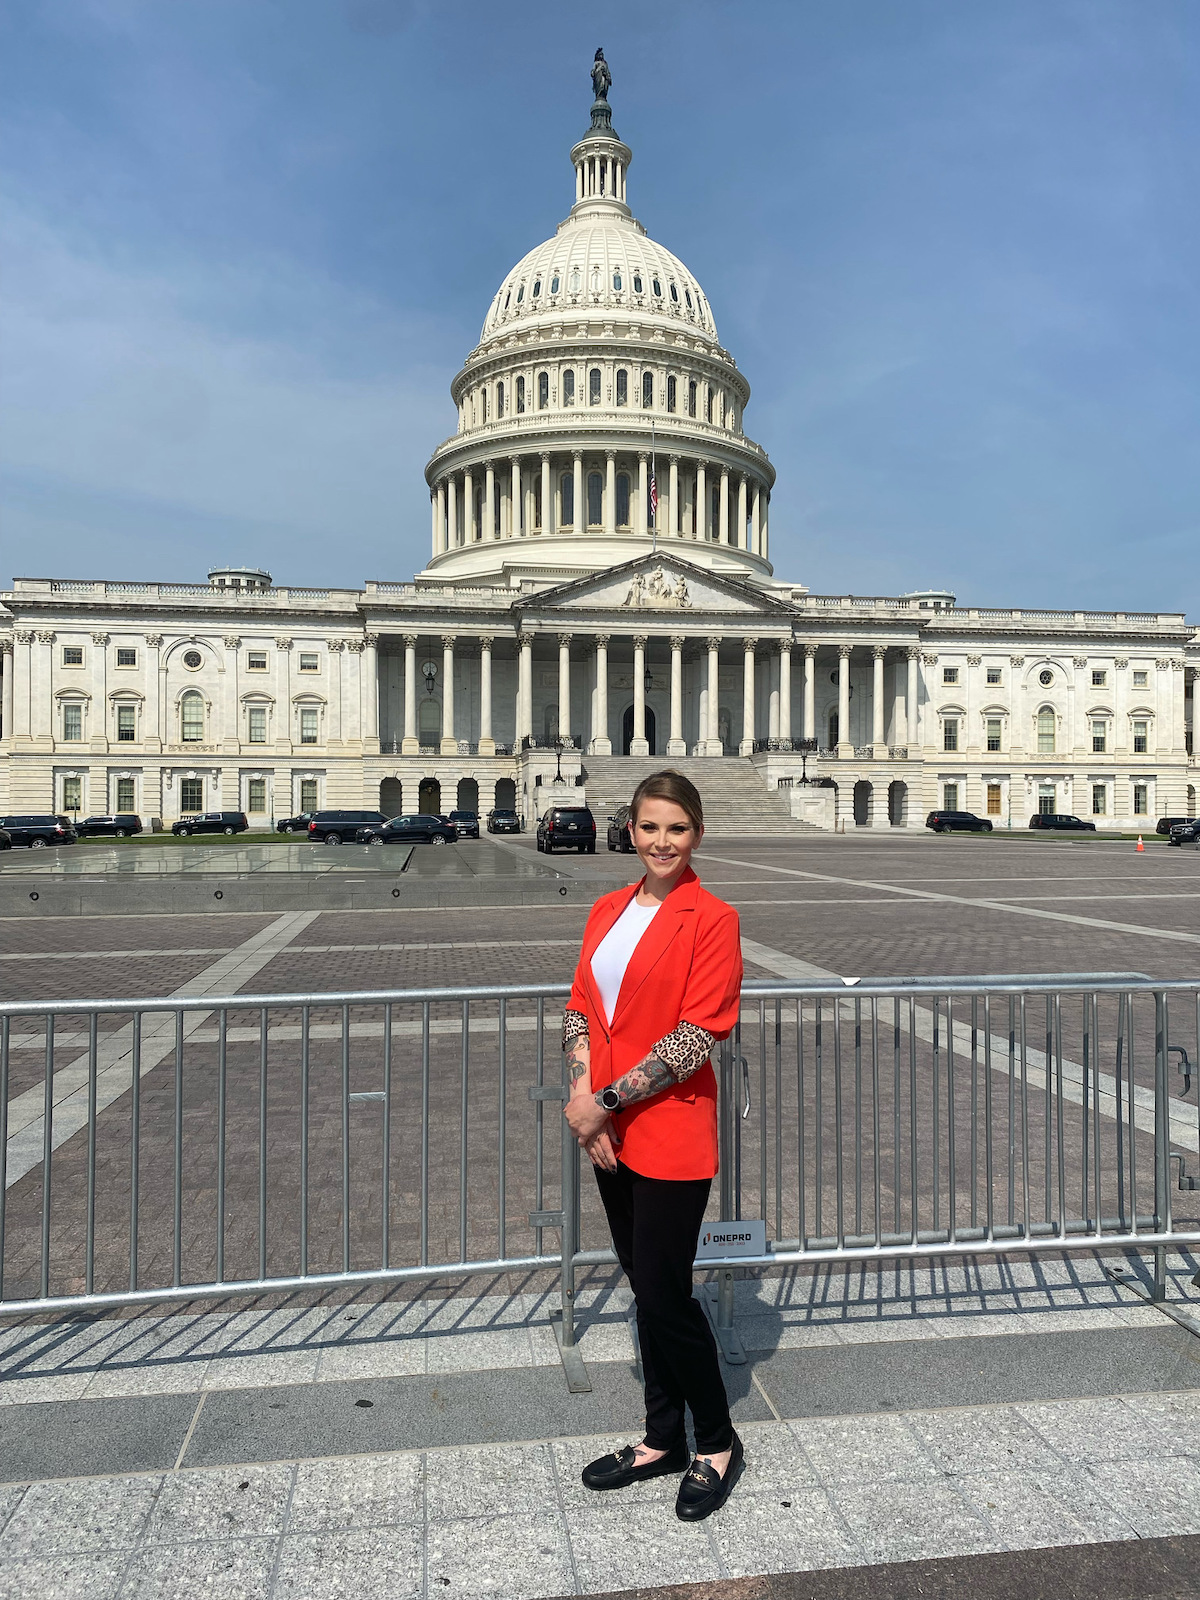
[418,778,441,814]
[621,705,657,755]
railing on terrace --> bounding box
[0,976,1196,1370]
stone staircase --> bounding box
[577,755,825,836]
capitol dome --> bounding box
[421,62,776,589]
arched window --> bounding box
[616,369,628,406]
[516,283,525,303]
[496,381,504,417]
[612,269,622,291]
[706,386,714,422]
[532,278,541,298]
[590,265,600,292]
[685,289,693,310]
[550,273,560,294]
[181,691,204,743]
[503,290,511,310]
[587,471,603,527]
[534,476,543,531]
[516,376,525,414]
[688,379,697,417]
[569,266,581,293]
[480,387,488,422]
[562,369,575,406]
[538,371,549,409]
[1037,709,1056,754]
[642,371,654,408]
[652,277,662,297]
[616,474,630,527]
[669,282,679,303]
[632,272,643,294]
[828,711,839,749]
[667,375,677,413]
[560,473,574,527]
[589,367,601,405]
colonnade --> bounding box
[429,453,769,560]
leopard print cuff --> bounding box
[562,1008,590,1052]
[651,1020,716,1083]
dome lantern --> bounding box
[569,46,632,220]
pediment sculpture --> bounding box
[622,567,691,610]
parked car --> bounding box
[171,811,249,838]
[537,806,597,854]
[358,813,457,847]
[606,804,636,853]
[1167,820,1200,846]
[74,813,143,839]
[0,828,10,850]
[276,812,316,835]
[925,810,992,834]
[1027,813,1097,833]
[306,808,387,845]
[0,813,77,848]
[486,809,522,834]
[1157,816,1191,836]
[448,809,480,839]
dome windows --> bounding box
[497,381,505,417]
[550,273,560,295]
[642,370,654,408]
[532,278,541,298]
[669,282,679,303]
[632,273,643,294]
[688,379,697,418]
[563,369,575,406]
[590,265,601,292]
[685,289,693,310]
[612,269,622,292]
[516,376,526,414]
[616,474,631,528]
[667,375,677,413]
[537,371,549,410]
[503,290,511,310]
[652,277,662,297]
[569,266,581,293]
[705,386,714,422]
[516,283,525,303]
[616,369,628,406]
[589,367,602,405]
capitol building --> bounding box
[2,64,1196,833]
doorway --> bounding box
[457,778,479,811]
[621,704,656,755]
[853,780,871,826]
[418,778,441,815]
[380,778,403,818]
[494,777,516,811]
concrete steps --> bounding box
[578,755,825,835]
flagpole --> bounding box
[651,421,657,555]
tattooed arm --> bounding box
[561,1008,592,1098]
[600,1021,717,1110]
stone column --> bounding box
[803,644,816,742]
[768,650,780,740]
[143,634,162,753]
[668,635,686,755]
[430,491,439,560]
[435,481,446,554]
[906,648,920,749]
[557,633,572,746]
[669,456,679,537]
[219,635,240,754]
[439,635,456,754]
[604,452,616,538]
[0,639,13,744]
[518,631,534,744]
[464,469,476,543]
[631,635,648,755]
[272,636,292,753]
[447,474,459,549]
[13,632,32,741]
[872,645,886,752]
[706,637,722,753]
[327,639,344,747]
[719,469,730,545]
[740,637,757,755]
[1190,667,1200,763]
[696,462,707,540]
[751,483,761,556]
[590,634,611,754]
[484,462,496,541]
[737,475,748,550]
[636,455,648,536]
[761,492,769,561]
[363,633,380,754]
[510,457,521,536]
[402,635,419,754]
[837,644,852,755]
[478,635,494,755]
[573,452,584,534]
[541,454,552,535]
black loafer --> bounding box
[675,1432,744,1521]
[582,1440,689,1491]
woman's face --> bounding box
[630,797,702,889]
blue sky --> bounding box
[3,0,1199,612]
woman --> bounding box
[563,769,744,1522]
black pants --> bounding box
[594,1161,733,1456]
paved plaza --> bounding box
[2,831,1200,1598]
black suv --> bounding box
[172,811,249,837]
[537,807,597,854]
[926,810,992,834]
[1167,820,1200,846]
[358,814,457,846]
[448,809,479,839]
[276,812,315,835]
[307,809,387,844]
[75,813,143,839]
[487,809,522,834]
[1028,814,1096,833]
[1157,816,1190,836]
[606,804,636,853]
[0,814,77,848]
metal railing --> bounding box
[0,976,1197,1352]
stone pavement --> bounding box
[1,1255,1200,1598]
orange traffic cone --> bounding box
[1136,835,1145,852]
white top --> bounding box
[590,896,661,1027]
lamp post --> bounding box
[795,737,818,784]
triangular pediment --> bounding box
[523,553,791,616]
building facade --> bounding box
[2,76,1197,831]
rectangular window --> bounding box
[298,653,319,672]
[247,651,267,671]
[300,708,318,745]
[615,369,627,406]
[247,778,267,813]
[1091,719,1107,753]
[62,776,82,811]
[667,375,677,413]
[181,696,204,742]
[1092,784,1106,815]
[1038,788,1055,815]
[62,646,83,666]
[642,370,653,408]
[1133,669,1148,688]
[560,474,574,527]
[705,385,713,421]
[943,719,959,752]
[516,375,526,413]
[943,783,959,811]
[561,371,573,406]
[688,379,697,418]
[1091,669,1107,687]
[986,718,1001,752]
[588,367,601,405]
[1037,710,1056,753]
[1133,719,1148,754]
[117,705,136,742]
[180,777,204,812]
[116,777,135,811]
[116,647,137,668]
[63,703,82,741]
[986,784,1002,816]
[300,778,318,812]
[248,707,266,744]
[942,667,958,684]
[616,474,630,528]
[1133,783,1148,815]
[986,667,1002,685]
[538,371,549,409]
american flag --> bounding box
[648,464,658,525]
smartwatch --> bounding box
[597,1086,622,1113]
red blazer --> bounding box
[567,866,742,1181]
